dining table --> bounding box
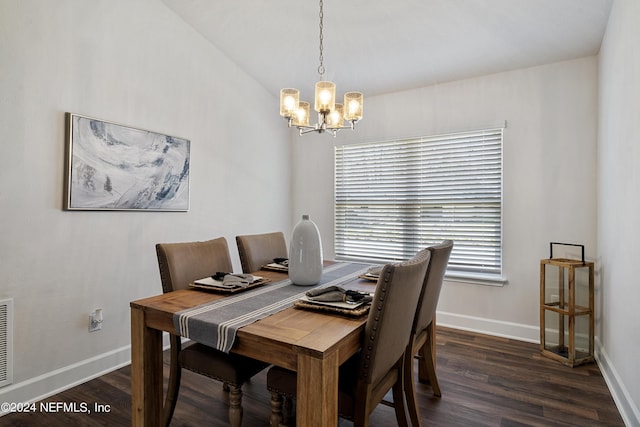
[129,262,380,427]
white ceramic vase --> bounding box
[289,214,323,286]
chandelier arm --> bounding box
[294,123,317,131]
[299,127,321,135]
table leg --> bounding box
[131,307,163,426]
[296,351,339,427]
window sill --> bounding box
[445,272,507,287]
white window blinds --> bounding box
[335,128,503,276]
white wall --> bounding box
[598,0,640,424]
[0,0,290,404]
[292,57,598,341]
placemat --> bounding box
[188,277,270,293]
[293,299,371,317]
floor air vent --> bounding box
[0,298,13,388]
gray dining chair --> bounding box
[404,240,453,426]
[235,231,288,273]
[265,249,431,427]
[156,237,269,427]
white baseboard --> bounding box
[0,345,131,416]
[595,337,640,427]
[0,334,171,417]
[436,310,540,343]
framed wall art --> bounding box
[64,113,190,211]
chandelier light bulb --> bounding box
[284,96,296,111]
[348,100,359,114]
[344,92,363,122]
[293,101,310,127]
[279,88,300,118]
[327,103,344,128]
[314,81,336,113]
[320,90,331,105]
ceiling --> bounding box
[161,0,613,100]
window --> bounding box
[335,128,503,279]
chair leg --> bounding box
[404,349,422,427]
[392,363,410,427]
[227,384,243,427]
[354,413,371,427]
[417,325,430,384]
[269,391,284,427]
[163,335,182,427]
[418,326,441,397]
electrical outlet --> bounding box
[89,309,103,332]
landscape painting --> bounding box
[65,113,190,211]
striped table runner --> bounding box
[174,262,370,353]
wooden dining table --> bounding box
[129,267,377,427]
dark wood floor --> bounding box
[1,327,624,426]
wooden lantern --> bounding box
[539,243,594,367]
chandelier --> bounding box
[279,0,363,137]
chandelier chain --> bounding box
[318,0,325,78]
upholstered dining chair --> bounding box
[265,249,431,427]
[155,237,269,427]
[235,231,288,274]
[404,239,453,427]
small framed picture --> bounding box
[64,113,190,211]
